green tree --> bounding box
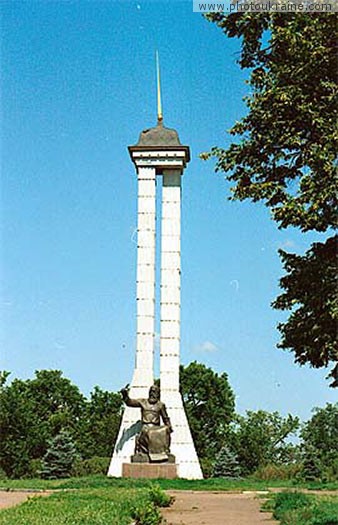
[273,238,337,386]
[179,362,235,461]
[0,374,39,477]
[203,13,337,385]
[0,370,86,477]
[40,430,78,479]
[302,445,322,482]
[28,369,86,449]
[300,403,338,481]
[233,410,299,475]
[213,445,241,478]
[79,386,123,458]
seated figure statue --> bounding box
[121,384,174,463]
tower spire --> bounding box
[156,50,163,125]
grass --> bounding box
[0,476,337,525]
[1,474,337,492]
[0,485,172,525]
[262,491,338,525]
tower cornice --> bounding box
[128,145,190,174]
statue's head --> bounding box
[148,385,160,404]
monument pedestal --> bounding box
[122,462,177,479]
[131,453,176,464]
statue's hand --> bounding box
[120,384,130,400]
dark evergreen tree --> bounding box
[40,430,78,479]
[212,445,241,478]
[301,445,322,481]
[300,403,338,481]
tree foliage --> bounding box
[0,375,39,477]
[40,430,78,479]
[204,13,337,231]
[300,403,338,481]
[232,410,299,475]
[212,445,241,478]
[203,13,338,385]
[27,370,87,459]
[273,237,338,384]
[79,386,123,459]
[0,370,121,477]
[180,361,235,460]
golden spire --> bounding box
[156,50,163,125]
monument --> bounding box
[108,56,202,479]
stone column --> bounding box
[108,166,156,477]
[160,170,203,480]
[160,170,181,392]
[133,166,156,394]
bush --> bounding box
[253,463,302,481]
[131,501,162,525]
[320,458,338,483]
[26,459,43,478]
[273,492,313,520]
[269,492,338,525]
[310,501,338,525]
[71,456,111,477]
[147,484,172,507]
[200,457,213,478]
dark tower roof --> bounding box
[129,118,190,164]
[134,121,181,147]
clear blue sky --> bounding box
[1,1,335,422]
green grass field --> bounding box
[0,484,171,525]
[1,474,337,491]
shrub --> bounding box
[253,463,302,481]
[310,503,338,525]
[273,492,313,520]
[71,456,110,477]
[200,457,214,478]
[148,484,172,507]
[131,501,161,525]
[321,458,338,483]
[213,445,241,478]
[268,492,338,525]
[26,459,43,478]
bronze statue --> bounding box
[121,384,174,463]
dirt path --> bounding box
[161,491,277,525]
[0,490,51,510]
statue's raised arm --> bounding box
[120,384,142,408]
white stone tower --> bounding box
[108,59,202,479]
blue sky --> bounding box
[1,1,335,422]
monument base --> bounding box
[122,462,177,479]
[131,453,176,464]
